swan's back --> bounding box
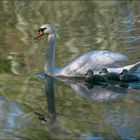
[56,50,128,77]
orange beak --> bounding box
[34,31,44,40]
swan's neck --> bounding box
[45,33,56,75]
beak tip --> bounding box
[34,31,44,40]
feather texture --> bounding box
[57,50,128,76]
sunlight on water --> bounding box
[0,0,140,139]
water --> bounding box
[0,1,140,139]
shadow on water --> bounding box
[0,95,32,140]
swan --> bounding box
[34,24,140,77]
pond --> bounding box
[0,1,140,139]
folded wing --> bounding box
[60,50,128,76]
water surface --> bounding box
[0,1,140,139]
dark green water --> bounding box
[0,1,140,139]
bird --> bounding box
[120,69,140,82]
[34,23,140,77]
[100,68,140,83]
[84,69,108,85]
[99,68,120,81]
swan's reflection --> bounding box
[42,75,128,124]
[56,77,128,101]
[35,76,56,124]
[44,76,56,123]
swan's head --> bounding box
[34,24,56,39]
[99,68,108,76]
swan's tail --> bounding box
[123,61,140,73]
[107,61,140,73]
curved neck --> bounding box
[45,33,56,75]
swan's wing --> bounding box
[77,50,128,72]
[59,50,128,76]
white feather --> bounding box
[57,50,128,76]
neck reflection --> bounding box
[35,76,56,124]
[45,76,56,116]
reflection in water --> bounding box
[3,102,23,131]
[0,0,140,139]
[44,76,134,139]
[0,95,25,138]
[56,77,128,102]
[44,75,128,109]
[35,76,56,124]
[44,76,56,124]
[36,72,140,139]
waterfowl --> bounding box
[120,69,140,82]
[99,68,120,81]
[84,69,108,85]
[34,24,140,77]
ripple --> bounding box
[1,1,140,139]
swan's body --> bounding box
[34,24,140,77]
[56,50,128,77]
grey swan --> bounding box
[34,24,140,77]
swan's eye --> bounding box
[38,28,47,32]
